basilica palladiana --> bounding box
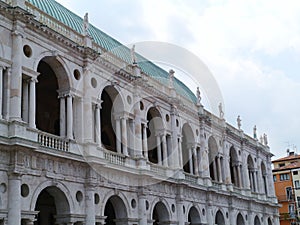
[0,0,279,224]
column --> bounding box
[233,165,238,186]
[7,174,21,225]
[238,164,243,188]
[193,147,199,175]
[115,118,121,154]
[95,104,101,145]
[66,95,73,139]
[142,124,148,158]
[178,138,183,168]
[162,134,168,167]
[176,201,185,225]
[21,79,28,122]
[213,159,218,181]
[85,187,95,225]
[121,117,128,156]
[28,78,36,128]
[0,67,3,118]
[138,195,147,225]
[156,135,162,165]
[10,30,23,121]
[188,147,193,174]
[59,96,66,137]
[217,156,223,182]
[3,68,11,120]
[254,170,258,192]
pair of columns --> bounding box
[21,77,37,128]
[212,155,224,183]
[115,116,129,156]
[249,168,258,192]
[187,146,200,175]
[155,133,169,166]
[59,94,74,139]
[231,162,243,188]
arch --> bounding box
[215,210,225,225]
[236,213,245,225]
[254,216,261,225]
[33,186,71,225]
[261,161,268,195]
[100,85,125,152]
[30,180,74,212]
[104,195,128,225]
[152,201,170,225]
[230,146,240,187]
[146,106,164,164]
[36,56,70,136]
[182,123,196,174]
[188,206,201,224]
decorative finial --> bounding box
[253,125,257,139]
[131,44,137,64]
[237,115,242,130]
[260,135,263,144]
[218,102,224,119]
[169,69,175,88]
[263,133,268,146]
[196,87,201,106]
[83,13,89,36]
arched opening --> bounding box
[208,136,219,181]
[230,147,240,187]
[34,186,70,225]
[36,57,69,135]
[188,206,201,224]
[152,202,170,225]
[100,86,124,152]
[267,218,272,225]
[146,107,163,164]
[104,195,128,225]
[215,210,225,225]
[236,213,245,225]
[182,123,195,174]
[254,216,261,225]
[247,155,256,192]
[261,162,268,195]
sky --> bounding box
[56,0,300,159]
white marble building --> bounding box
[0,0,279,224]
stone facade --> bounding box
[0,0,279,225]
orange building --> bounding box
[273,152,300,225]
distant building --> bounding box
[0,0,279,224]
[273,151,300,225]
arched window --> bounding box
[182,123,197,175]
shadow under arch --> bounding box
[103,195,128,225]
[215,209,225,225]
[100,85,125,152]
[151,201,170,225]
[146,106,164,164]
[237,213,245,225]
[188,206,201,224]
[36,56,71,136]
[181,123,195,173]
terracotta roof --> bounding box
[273,161,300,172]
[272,154,300,163]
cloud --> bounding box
[55,0,300,158]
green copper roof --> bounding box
[27,0,197,103]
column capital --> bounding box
[11,30,24,38]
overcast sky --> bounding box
[56,0,300,159]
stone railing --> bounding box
[38,132,69,152]
[149,163,166,176]
[184,172,198,184]
[104,150,125,166]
